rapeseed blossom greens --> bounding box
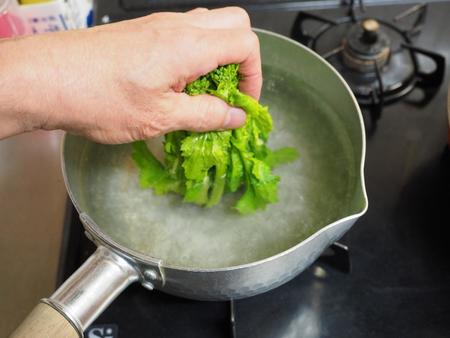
[132,64,298,214]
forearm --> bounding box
[0,36,57,139]
[0,8,259,143]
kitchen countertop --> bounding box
[0,130,67,337]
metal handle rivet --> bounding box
[141,281,154,291]
[144,270,158,281]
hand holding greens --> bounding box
[132,64,298,214]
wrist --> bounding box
[0,35,59,138]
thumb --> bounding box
[169,93,246,132]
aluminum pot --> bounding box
[11,29,368,338]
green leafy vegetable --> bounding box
[131,140,182,195]
[265,147,301,168]
[132,64,299,214]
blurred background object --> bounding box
[0,0,27,37]
[0,0,92,37]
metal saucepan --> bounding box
[11,29,368,338]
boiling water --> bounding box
[81,67,357,269]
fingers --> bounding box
[235,34,262,100]
[184,27,262,100]
[168,93,246,132]
[144,7,262,100]
[184,8,261,99]
[186,7,251,30]
[186,7,208,14]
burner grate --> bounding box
[291,2,445,113]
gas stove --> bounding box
[59,1,450,337]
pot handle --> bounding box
[9,303,79,338]
[10,246,139,338]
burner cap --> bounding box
[343,19,390,72]
[361,19,380,44]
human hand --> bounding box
[0,7,261,143]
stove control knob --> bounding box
[361,19,379,44]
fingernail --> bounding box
[224,108,246,129]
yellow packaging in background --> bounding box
[19,0,54,4]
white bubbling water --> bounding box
[83,72,356,269]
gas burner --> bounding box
[291,3,445,112]
[342,19,390,73]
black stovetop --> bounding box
[59,2,450,337]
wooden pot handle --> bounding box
[9,302,79,338]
